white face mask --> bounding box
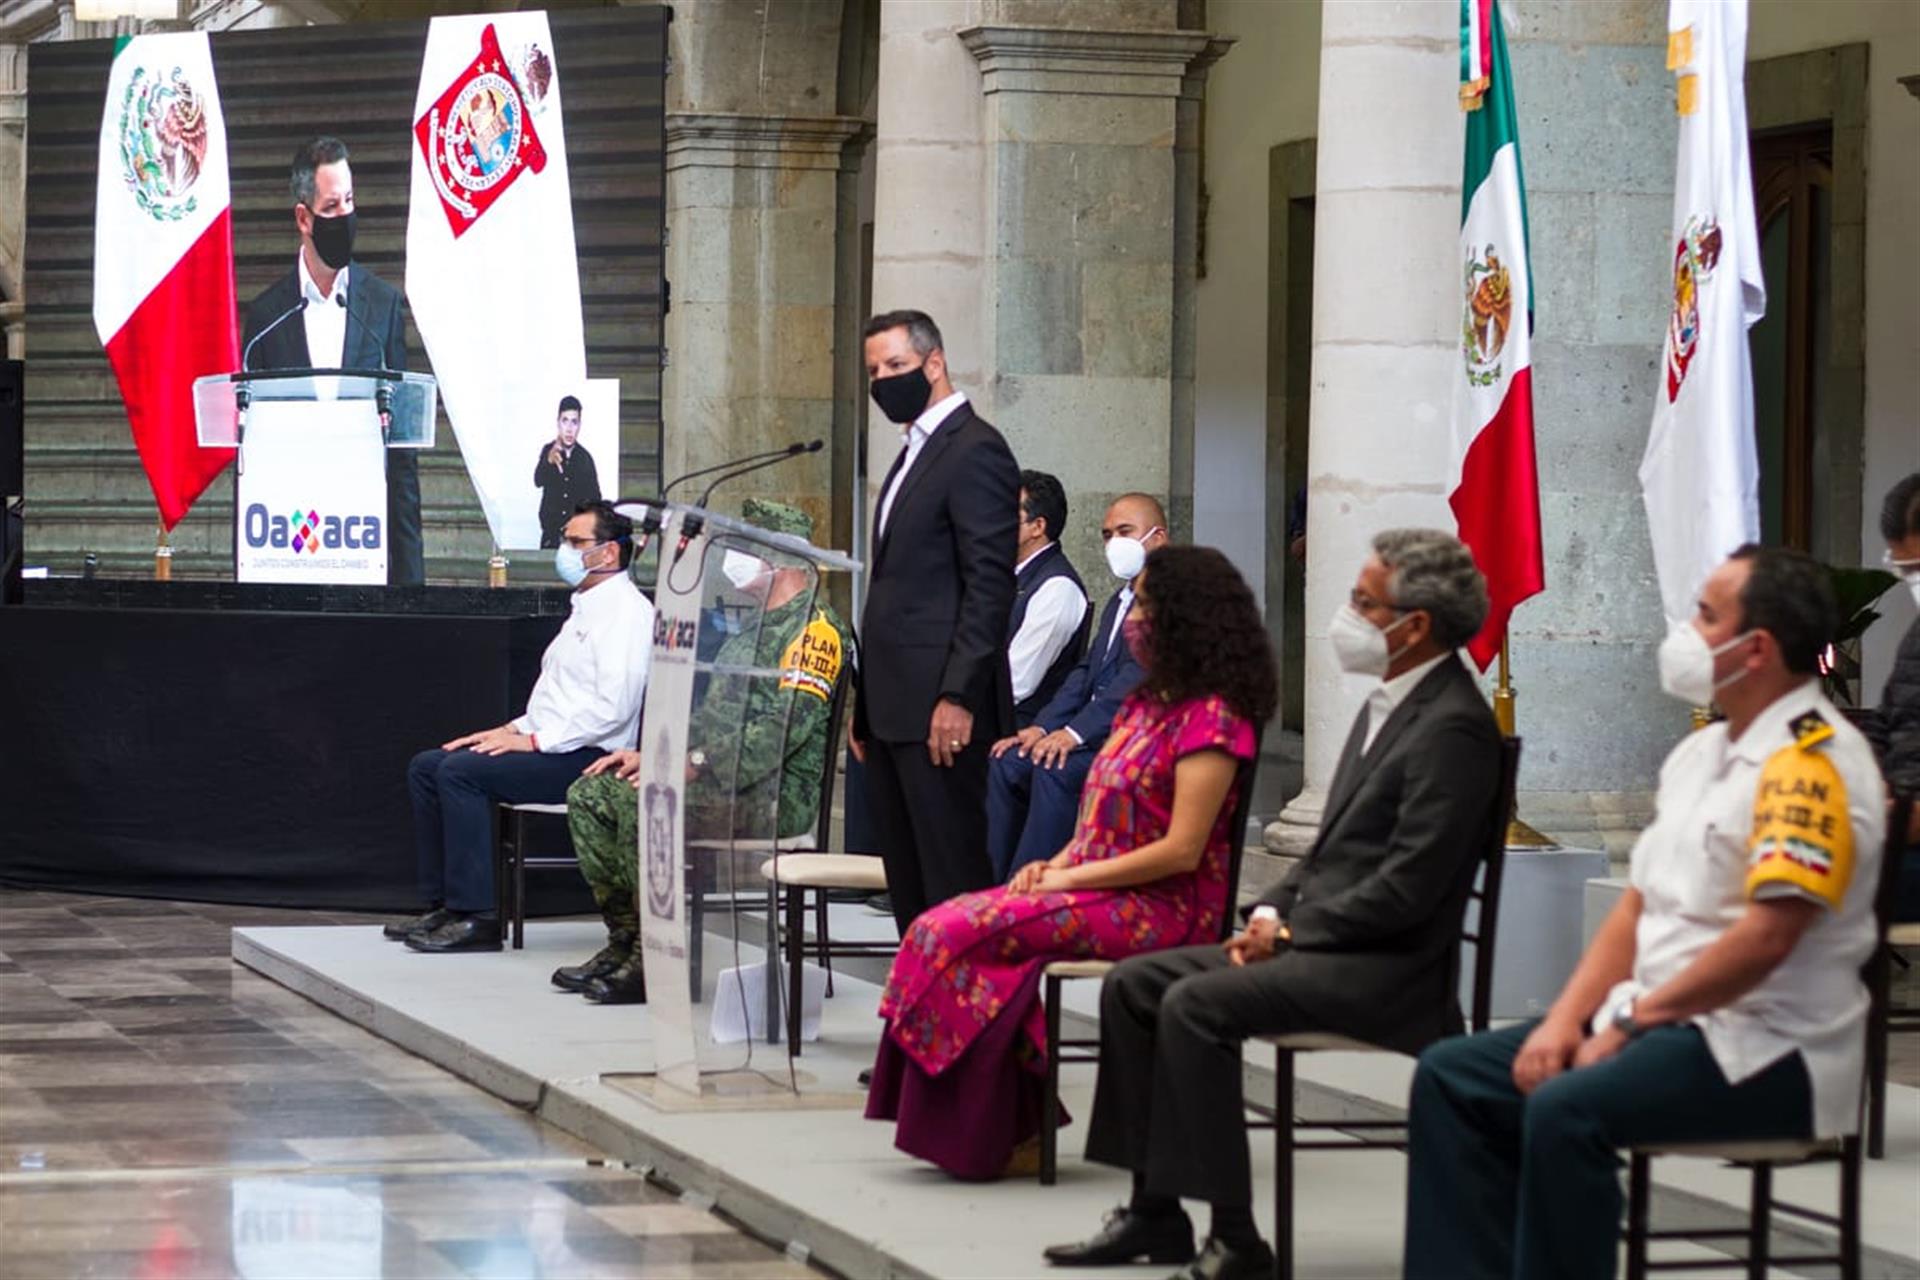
[1328,602,1414,678]
[1656,622,1756,706]
[721,549,768,592]
[1105,528,1163,581]
[1910,579,1920,609]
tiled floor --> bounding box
[0,888,821,1279]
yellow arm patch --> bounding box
[1745,731,1853,911]
[778,613,843,703]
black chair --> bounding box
[1243,734,1522,1280]
[493,799,578,950]
[1866,793,1917,1159]
[1621,793,1913,1280]
[1037,736,1265,1185]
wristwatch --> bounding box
[688,749,709,771]
[1611,998,1648,1039]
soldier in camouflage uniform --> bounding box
[552,498,850,1005]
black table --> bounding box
[0,581,595,913]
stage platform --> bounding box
[233,912,1920,1279]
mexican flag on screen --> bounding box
[1450,0,1544,670]
[1639,0,1764,626]
[92,32,239,530]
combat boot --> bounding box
[551,888,638,993]
[582,936,648,1005]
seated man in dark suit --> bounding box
[987,492,1165,882]
[1046,529,1501,1280]
[242,136,423,585]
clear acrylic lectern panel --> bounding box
[193,369,438,448]
[628,502,858,1096]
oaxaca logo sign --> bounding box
[243,504,383,553]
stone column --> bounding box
[0,38,26,323]
[870,2,1229,578]
[663,112,869,539]
[1267,0,1674,860]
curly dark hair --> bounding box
[1134,545,1278,724]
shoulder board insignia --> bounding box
[1788,709,1833,751]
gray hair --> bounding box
[290,136,349,206]
[1372,528,1489,649]
[862,309,944,358]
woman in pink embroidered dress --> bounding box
[865,546,1279,1179]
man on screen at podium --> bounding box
[550,498,848,1005]
[242,136,425,585]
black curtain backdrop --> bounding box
[0,591,594,913]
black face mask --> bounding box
[307,208,356,271]
[869,363,933,425]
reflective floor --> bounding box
[0,888,820,1279]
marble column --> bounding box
[0,39,26,322]
[663,113,869,540]
[870,1,1229,579]
[1267,0,1674,860]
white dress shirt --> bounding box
[877,390,967,538]
[1008,545,1090,702]
[513,574,656,755]
[297,252,348,369]
[1594,683,1884,1138]
[1361,650,1450,754]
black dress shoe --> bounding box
[1044,1207,1195,1267]
[383,907,452,941]
[582,960,648,1004]
[404,914,502,953]
[1164,1236,1274,1280]
[551,937,631,992]
[864,893,893,916]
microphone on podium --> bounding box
[659,440,813,501]
[336,293,394,443]
[672,439,825,567]
[235,298,309,465]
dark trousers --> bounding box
[1087,944,1324,1209]
[407,746,600,912]
[863,736,994,934]
[1404,1021,1814,1280]
[986,743,1095,881]
[386,451,424,585]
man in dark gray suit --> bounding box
[1046,529,1503,1280]
[242,136,423,585]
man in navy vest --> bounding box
[986,492,1165,881]
[1009,470,1091,728]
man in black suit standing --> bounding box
[1046,529,1502,1280]
[242,136,424,585]
[851,310,1020,935]
[533,394,600,549]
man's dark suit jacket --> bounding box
[1252,654,1502,1053]
[241,263,424,585]
[533,441,601,548]
[1034,588,1145,750]
[855,401,1020,744]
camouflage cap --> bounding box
[741,498,814,541]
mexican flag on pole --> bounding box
[1639,0,1764,626]
[1450,0,1544,671]
[92,32,239,530]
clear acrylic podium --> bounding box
[193,369,437,583]
[615,499,858,1096]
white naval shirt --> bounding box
[513,573,656,755]
[876,390,967,538]
[297,252,348,368]
[1008,544,1090,702]
[1596,683,1885,1138]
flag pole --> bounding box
[153,516,172,581]
[488,543,508,588]
[1493,633,1557,847]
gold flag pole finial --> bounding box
[488,545,508,588]
[154,519,172,581]
[1495,634,1558,848]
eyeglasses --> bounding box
[1349,590,1410,614]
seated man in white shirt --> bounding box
[1403,544,1886,1280]
[392,501,655,953]
[1008,470,1091,727]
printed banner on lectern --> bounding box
[406,13,588,552]
[235,400,388,584]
